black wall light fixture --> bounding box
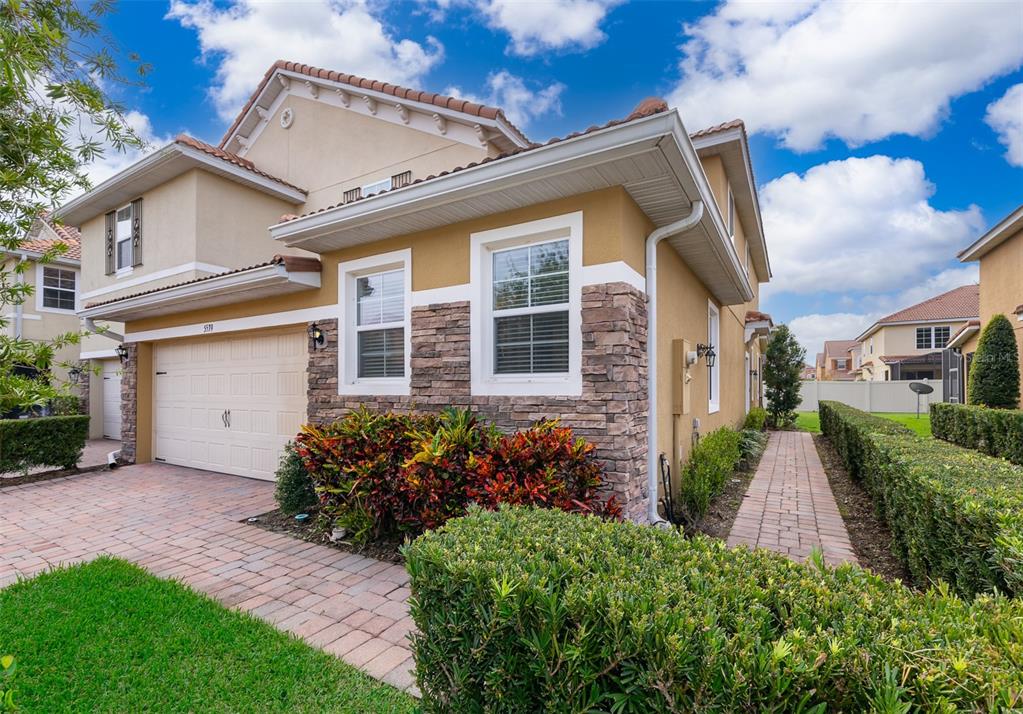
[308,322,325,349]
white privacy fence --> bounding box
[798,380,944,413]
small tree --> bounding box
[763,324,805,427]
[968,314,1020,408]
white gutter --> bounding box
[14,252,26,338]
[645,200,704,525]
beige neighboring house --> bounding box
[946,205,1023,405]
[57,60,774,524]
[855,285,979,382]
[817,339,858,381]
[2,218,83,399]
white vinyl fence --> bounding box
[798,379,944,413]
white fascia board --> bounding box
[958,205,1023,261]
[946,325,979,348]
[269,111,676,243]
[79,263,319,321]
[4,249,80,267]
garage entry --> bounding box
[153,329,307,480]
[101,360,122,439]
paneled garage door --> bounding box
[101,359,122,439]
[153,330,307,480]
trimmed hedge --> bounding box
[931,402,1023,465]
[406,507,1023,712]
[820,401,1023,597]
[0,415,89,473]
[679,427,742,523]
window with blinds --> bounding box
[355,269,405,378]
[42,267,76,310]
[491,239,569,374]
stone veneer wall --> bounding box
[308,282,650,521]
[119,344,138,464]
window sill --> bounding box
[35,305,78,315]
[472,374,582,397]
[337,379,410,397]
[115,267,135,279]
[708,402,721,414]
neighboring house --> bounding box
[855,285,979,382]
[57,61,772,524]
[945,205,1023,405]
[800,365,816,380]
[814,352,825,381]
[819,340,858,380]
[2,217,83,397]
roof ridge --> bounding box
[877,283,979,323]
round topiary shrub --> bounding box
[274,442,317,515]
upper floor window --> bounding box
[116,204,133,270]
[836,358,848,370]
[39,266,76,312]
[916,326,950,350]
[470,212,582,396]
[338,249,411,395]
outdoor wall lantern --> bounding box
[749,368,759,378]
[115,343,129,364]
[696,343,716,368]
[67,364,83,383]
[308,322,325,350]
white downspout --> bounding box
[14,252,27,338]
[645,200,704,525]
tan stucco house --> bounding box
[946,205,1023,406]
[815,339,858,381]
[57,61,772,523]
[854,285,978,383]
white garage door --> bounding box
[153,330,307,480]
[102,360,122,439]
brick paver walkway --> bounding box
[0,464,417,693]
[727,431,857,565]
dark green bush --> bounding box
[679,427,741,523]
[931,402,1023,465]
[0,415,88,472]
[742,406,767,431]
[820,401,1023,597]
[406,507,1023,712]
[968,314,1021,409]
[738,428,768,468]
[274,442,318,515]
[818,401,913,482]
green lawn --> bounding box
[795,411,931,437]
[0,558,416,713]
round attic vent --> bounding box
[280,107,294,129]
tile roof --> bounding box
[279,96,673,224]
[174,134,306,194]
[1015,305,1023,315]
[689,118,745,139]
[946,319,981,347]
[823,339,858,358]
[880,352,942,365]
[17,215,81,261]
[84,255,321,309]
[744,309,773,324]
[220,60,529,150]
[876,284,979,324]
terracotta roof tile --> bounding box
[880,353,941,365]
[744,309,773,324]
[279,96,672,224]
[17,215,80,261]
[876,284,979,324]
[823,339,858,358]
[84,255,321,309]
[1015,304,1023,315]
[174,134,306,194]
[689,118,745,139]
[219,60,528,150]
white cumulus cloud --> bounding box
[669,0,1023,150]
[82,110,175,189]
[985,83,1023,167]
[788,312,878,361]
[470,0,622,56]
[760,155,984,296]
[167,0,444,121]
[445,70,564,127]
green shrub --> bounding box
[931,402,1023,465]
[679,427,741,523]
[821,401,1023,597]
[818,401,913,482]
[274,443,318,515]
[763,325,805,427]
[0,415,88,473]
[742,406,767,431]
[738,428,768,468]
[405,506,1023,712]
[968,314,1021,409]
[49,395,83,416]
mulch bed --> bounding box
[0,464,108,489]
[689,453,761,541]
[812,434,912,584]
[244,508,406,564]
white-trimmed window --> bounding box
[338,249,411,395]
[471,212,582,396]
[708,300,720,413]
[115,203,133,270]
[916,325,950,350]
[37,265,77,313]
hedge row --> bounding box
[0,415,89,473]
[820,401,1023,597]
[931,402,1023,465]
[406,506,1023,712]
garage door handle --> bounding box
[227,409,231,428]
[222,410,229,428]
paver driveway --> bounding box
[0,463,417,693]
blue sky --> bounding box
[90,0,1023,358]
